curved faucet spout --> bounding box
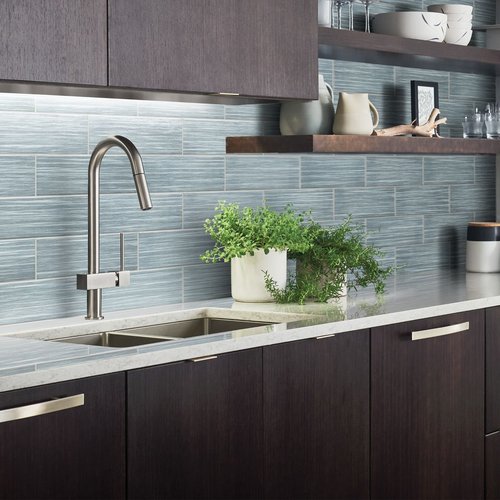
[83,135,153,320]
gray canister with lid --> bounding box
[466,222,500,272]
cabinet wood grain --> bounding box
[486,431,500,499]
[108,0,317,99]
[487,306,500,433]
[127,349,263,499]
[264,331,370,499]
[0,373,126,499]
[371,310,485,500]
[0,0,107,86]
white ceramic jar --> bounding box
[466,222,500,273]
[279,74,335,136]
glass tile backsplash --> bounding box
[0,0,496,324]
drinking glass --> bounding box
[355,0,381,33]
[331,0,353,30]
[462,109,485,139]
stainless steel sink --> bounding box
[56,331,178,348]
[113,317,274,339]
[54,317,275,348]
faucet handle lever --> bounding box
[116,232,130,287]
[120,232,125,271]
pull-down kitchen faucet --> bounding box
[77,135,152,320]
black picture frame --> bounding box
[411,80,440,133]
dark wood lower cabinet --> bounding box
[0,373,125,500]
[263,331,370,500]
[486,431,500,499]
[127,348,263,500]
[371,310,485,500]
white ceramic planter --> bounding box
[231,249,287,303]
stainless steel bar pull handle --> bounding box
[0,394,84,424]
[411,321,469,341]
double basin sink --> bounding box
[54,317,277,349]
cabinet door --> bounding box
[128,349,263,499]
[486,431,500,500]
[108,0,317,100]
[264,331,370,500]
[0,373,125,500]
[371,310,484,500]
[486,306,500,433]
[0,1,107,85]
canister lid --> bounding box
[467,222,500,241]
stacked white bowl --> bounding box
[428,4,473,45]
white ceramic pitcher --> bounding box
[280,75,335,135]
[332,92,379,136]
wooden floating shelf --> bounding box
[226,135,500,155]
[318,28,500,75]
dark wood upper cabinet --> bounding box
[264,331,370,500]
[127,349,263,500]
[0,373,126,500]
[487,306,500,433]
[108,0,318,100]
[371,310,485,500]
[0,0,107,86]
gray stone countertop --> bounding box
[1,269,500,392]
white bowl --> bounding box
[372,12,447,42]
[447,21,472,30]
[444,27,473,45]
[445,12,473,23]
[428,4,473,15]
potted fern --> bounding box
[200,202,313,302]
[264,218,394,304]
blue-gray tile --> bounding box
[450,73,496,100]
[424,157,474,184]
[301,155,366,189]
[138,100,224,119]
[472,0,496,24]
[139,230,212,269]
[37,155,225,196]
[474,210,497,222]
[0,93,35,112]
[366,216,424,249]
[474,156,496,187]
[395,68,450,100]
[89,116,182,154]
[0,277,84,325]
[451,184,495,213]
[423,213,472,243]
[37,233,138,279]
[101,194,182,232]
[182,119,278,155]
[224,103,280,122]
[319,59,334,88]
[0,197,87,238]
[396,186,450,215]
[367,156,423,187]
[35,95,138,116]
[184,262,231,302]
[333,60,395,96]
[183,191,264,230]
[0,240,35,282]
[265,189,334,222]
[336,188,395,218]
[0,113,88,154]
[397,242,450,272]
[226,156,300,191]
[0,156,35,196]
[368,95,410,129]
[103,268,183,310]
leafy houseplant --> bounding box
[264,218,394,304]
[201,202,314,302]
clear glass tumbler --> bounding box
[331,0,353,29]
[462,113,485,139]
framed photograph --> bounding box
[411,80,439,131]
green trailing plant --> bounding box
[200,201,314,263]
[264,217,395,304]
